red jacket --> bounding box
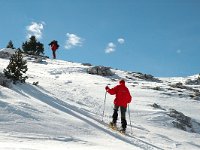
[51,43,58,51]
[106,82,132,108]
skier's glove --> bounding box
[105,86,109,91]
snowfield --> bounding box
[0,50,200,150]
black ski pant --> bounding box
[112,105,127,129]
[52,50,56,59]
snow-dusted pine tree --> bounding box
[4,51,28,84]
[22,35,44,55]
[6,40,15,49]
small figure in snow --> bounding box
[48,40,59,59]
[105,79,132,133]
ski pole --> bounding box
[128,104,133,134]
[102,91,107,122]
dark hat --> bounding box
[119,79,125,84]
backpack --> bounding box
[49,40,59,50]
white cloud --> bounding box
[26,22,45,39]
[105,42,116,53]
[117,38,125,44]
[176,49,181,54]
[65,33,84,49]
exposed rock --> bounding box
[125,75,134,80]
[150,103,166,110]
[185,77,200,85]
[189,92,200,100]
[129,72,162,83]
[172,121,187,131]
[170,82,199,93]
[162,92,173,96]
[152,86,165,91]
[193,96,200,100]
[168,109,192,131]
[87,66,114,76]
[82,63,92,66]
[33,81,39,86]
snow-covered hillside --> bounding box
[0,50,200,150]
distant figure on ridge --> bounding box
[48,40,59,59]
[105,79,132,133]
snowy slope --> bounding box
[0,53,200,150]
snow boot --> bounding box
[119,127,126,134]
[109,122,117,130]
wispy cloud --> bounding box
[65,33,84,49]
[117,38,125,44]
[105,37,125,54]
[105,42,116,54]
[26,22,45,39]
[176,49,182,54]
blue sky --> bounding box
[0,0,200,77]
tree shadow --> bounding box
[0,100,38,120]
[0,90,9,99]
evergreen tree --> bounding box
[22,36,44,55]
[4,51,28,84]
[6,40,15,49]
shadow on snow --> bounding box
[13,83,163,150]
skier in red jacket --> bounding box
[49,40,59,59]
[105,79,132,132]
